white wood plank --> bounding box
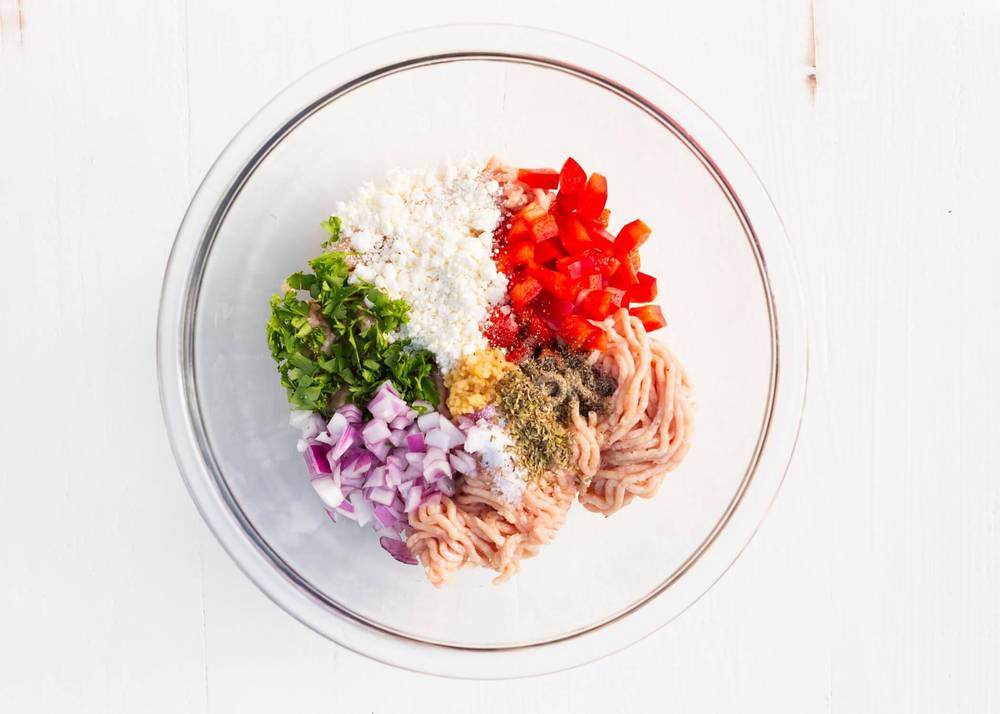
[2,0,999,711]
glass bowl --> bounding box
[157,24,807,679]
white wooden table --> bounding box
[2,1,998,711]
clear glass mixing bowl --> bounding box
[157,25,807,678]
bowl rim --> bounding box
[157,23,808,679]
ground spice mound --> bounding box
[493,370,572,478]
[519,349,617,424]
[444,349,516,416]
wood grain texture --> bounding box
[1,0,998,711]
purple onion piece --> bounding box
[380,536,417,565]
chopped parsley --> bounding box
[266,250,439,414]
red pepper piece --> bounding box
[526,315,555,345]
[628,304,667,332]
[557,215,593,255]
[614,219,652,257]
[518,202,548,225]
[581,248,621,276]
[526,266,573,300]
[509,276,543,310]
[577,173,608,220]
[557,157,587,208]
[532,292,575,328]
[555,255,597,279]
[516,168,559,190]
[530,214,559,242]
[626,272,657,303]
[558,315,600,350]
[506,217,531,244]
[533,238,564,265]
[610,256,640,288]
[585,330,609,351]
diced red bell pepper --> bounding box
[610,256,640,288]
[530,214,559,242]
[559,315,600,350]
[533,239,564,265]
[581,248,621,276]
[614,219,652,257]
[505,342,534,363]
[526,266,573,300]
[628,250,640,269]
[532,292,575,328]
[505,241,535,266]
[595,208,611,228]
[517,168,559,190]
[558,215,594,255]
[584,273,606,290]
[626,272,657,303]
[506,217,531,243]
[519,202,548,225]
[585,330,609,351]
[577,290,615,320]
[577,288,625,321]
[584,224,617,253]
[485,307,521,349]
[629,304,667,332]
[555,255,596,279]
[509,276,543,309]
[557,157,587,206]
[526,315,555,345]
[577,173,608,220]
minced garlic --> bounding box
[444,349,516,416]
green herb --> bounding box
[494,370,572,478]
[266,249,439,414]
[319,215,342,249]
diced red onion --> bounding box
[449,450,477,475]
[380,380,401,398]
[373,504,397,529]
[385,462,405,487]
[406,433,426,453]
[423,458,452,483]
[329,424,360,462]
[437,477,458,497]
[326,412,349,443]
[294,396,488,567]
[340,450,372,480]
[380,536,417,565]
[340,474,366,489]
[362,419,391,446]
[368,387,407,422]
[389,412,415,430]
[363,466,386,489]
[368,440,391,463]
[311,476,344,508]
[416,412,440,432]
[438,416,466,449]
[404,451,424,467]
[337,403,363,424]
[369,487,395,506]
[348,491,373,527]
[404,485,424,513]
[303,444,332,478]
[424,428,450,451]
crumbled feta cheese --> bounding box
[335,158,505,371]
